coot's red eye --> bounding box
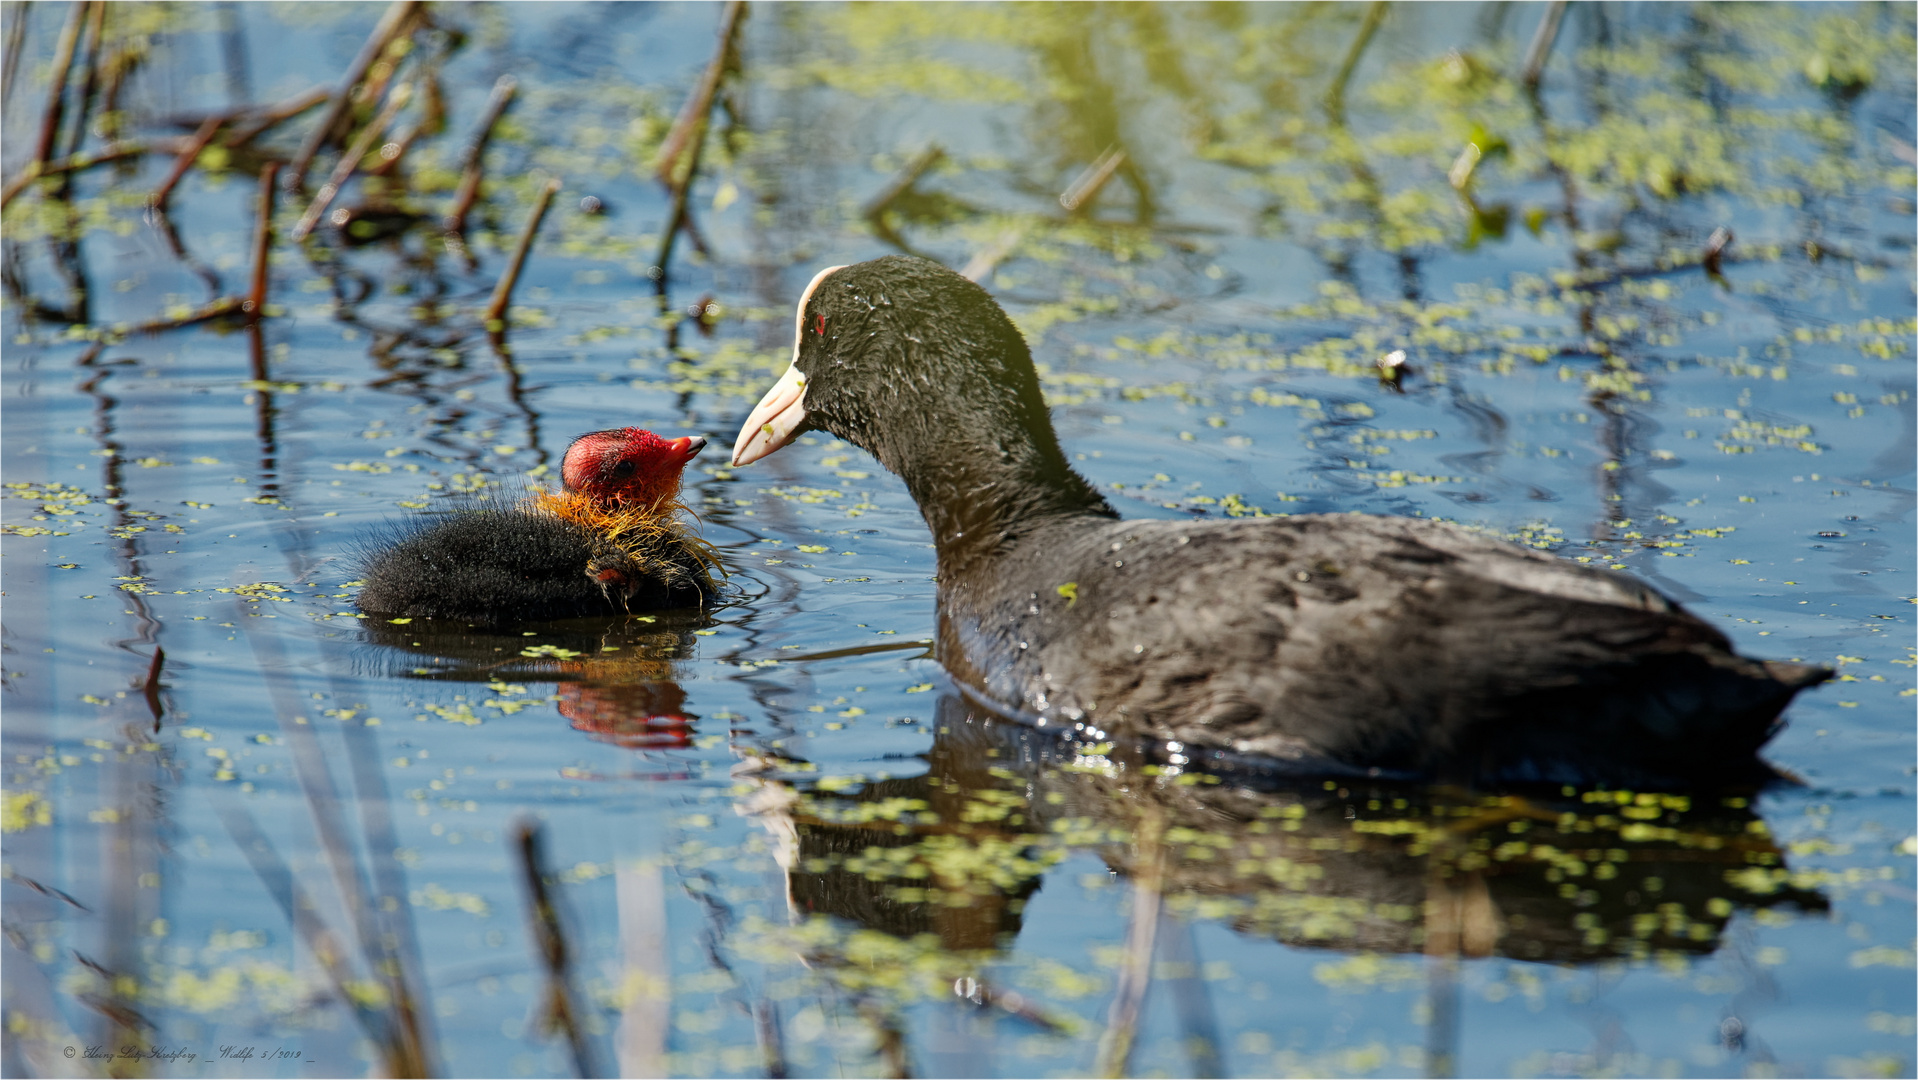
[814,313,825,335]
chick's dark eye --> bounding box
[610,459,637,479]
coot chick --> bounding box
[730,256,1828,787]
[358,428,718,625]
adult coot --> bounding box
[730,256,1827,787]
[358,428,718,625]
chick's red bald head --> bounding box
[561,428,706,511]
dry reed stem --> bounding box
[148,114,224,212]
[247,162,279,317]
[1096,806,1165,1079]
[31,0,85,168]
[516,821,602,1078]
[443,73,517,237]
[1059,147,1126,213]
[223,84,330,148]
[1,138,186,209]
[484,176,560,327]
[284,0,420,191]
[652,0,746,187]
[291,81,412,241]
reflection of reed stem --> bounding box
[1520,0,1570,91]
[1096,805,1165,1079]
[857,1000,911,1079]
[1323,1,1387,127]
[141,646,165,730]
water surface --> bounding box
[2,3,1913,1077]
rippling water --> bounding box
[3,3,1913,1077]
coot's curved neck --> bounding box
[908,442,1116,574]
[853,394,1117,575]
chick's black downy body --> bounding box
[732,256,1827,788]
[357,428,715,626]
[356,505,710,625]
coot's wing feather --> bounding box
[984,514,1820,785]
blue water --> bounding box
[2,3,1912,1077]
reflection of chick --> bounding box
[358,429,719,625]
[558,679,695,750]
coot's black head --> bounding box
[730,256,1059,485]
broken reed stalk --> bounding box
[959,227,1025,284]
[290,81,412,241]
[855,1001,910,1080]
[1,138,185,210]
[2,1,29,103]
[515,821,601,1079]
[1095,806,1165,1080]
[652,0,746,188]
[862,144,944,223]
[64,0,105,162]
[223,84,330,148]
[1059,146,1127,213]
[1520,0,1570,91]
[124,296,243,336]
[147,114,224,213]
[443,74,517,237]
[247,162,279,318]
[484,177,560,329]
[284,0,420,192]
[217,804,410,1067]
[651,1,743,281]
[62,0,106,163]
[93,31,139,145]
[1324,0,1387,127]
[32,0,85,169]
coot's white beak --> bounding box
[731,365,807,466]
[731,264,846,467]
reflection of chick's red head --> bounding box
[561,428,706,513]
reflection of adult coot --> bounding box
[358,609,712,749]
[994,698,1826,965]
[746,694,1825,968]
[753,696,1043,954]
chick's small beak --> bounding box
[731,363,807,466]
[667,435,708,466]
